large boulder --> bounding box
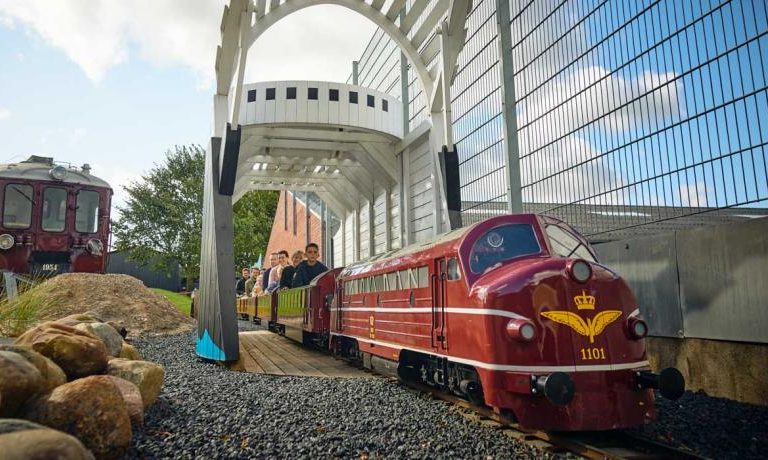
[0,350,44,416]
[74,322,123,357]
[22,375,132,460]
[104,376,144,426]
[14,322,109,379]
[0,345,67,392]
[0,419,93,460]
[119,342,142,360]
[106,358,165,407]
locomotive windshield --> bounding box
[469,224,540,274]
[544,224,597,262]
[42,187,67,232]
[3,183,34,229]
[76,190,100,233]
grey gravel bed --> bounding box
[627,390,768,459]
[126,321,563,459]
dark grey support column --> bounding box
[196,137,239,361]
[496,0,523,213]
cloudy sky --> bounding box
[0,0,377,208]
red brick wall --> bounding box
[265,191,324,264]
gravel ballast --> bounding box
[126,322,560,459]
[127,322,768,459]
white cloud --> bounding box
[0,1,376,86]
[0,107,10,120]
[0,0,225,84]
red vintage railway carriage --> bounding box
[0,156,112,276]
[246,213,683,431]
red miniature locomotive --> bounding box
[0,156,112,276]
[249,213,684,431]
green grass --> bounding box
[0,277,59,337]
[152,288,192,316]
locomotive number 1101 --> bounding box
[580,347,607,360]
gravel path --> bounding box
[126,322,768,459]
[126,321,563,459]
[628,390,768,459]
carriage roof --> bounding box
[0,156,111,189]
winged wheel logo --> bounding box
[540,291,622,343]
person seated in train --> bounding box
[261,253,278,292]
[236,267,250,296]
[279,250,304,290]
[292,243,328,288]
[244,267,260,297]
[266,250,289,293]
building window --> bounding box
[266,88,276,100]
[382,99,388,112]
[247,89,257,102]
[349,91,358,104]
[367,95,375,107]
[308,87,318,100]
[286,87,297,99]
[283,191,288,231]
[329,89,339,101]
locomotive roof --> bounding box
[0,156,111,188]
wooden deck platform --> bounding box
[229,331,371,378]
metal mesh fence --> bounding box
[507,0,768,239]
[350,0,768,239]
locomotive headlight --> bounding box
[506,319,536,342]
[0,234,14,250]
[569,259,592,283]
[628,317,648,340]
[49,165,67,181]
[86,238,103,256]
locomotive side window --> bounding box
[416,267,429,288]
[2,184,34,229]
[42,187,67,232]
[76,190,100,233]
[469,224,540,274]
[545,224,597,262]
[387,272,399,291]
[399,269,411,289]
[447,257,461,280]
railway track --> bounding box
[402,381,706,459]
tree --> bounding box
[233,190,279,269]
[113,145,278,291]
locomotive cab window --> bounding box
[545,224,597,262]
[3,184,34,229]
[447,257,461,280]
[42,187,67,232]
[469,224,540,274]
[76,190,100,233]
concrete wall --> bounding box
[595,216,768,344]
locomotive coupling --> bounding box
[635,368,685,400]
[531,372,575,406]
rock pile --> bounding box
[0,313,167,459]
[33,273,194,335]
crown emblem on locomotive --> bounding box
[574,291,596,310]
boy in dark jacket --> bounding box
[292,243,328,288]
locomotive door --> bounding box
[431,258,448,350]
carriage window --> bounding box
[447,257,461,280]
[545,224,596,262]
[76,190,100,233]
[374,274,384,292]
[3,184,33,229]
[469,224,540,274]
[42,187,67,232]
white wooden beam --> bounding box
[400,0,428,34]
[412,1,449,49]
[386,0,407,20]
